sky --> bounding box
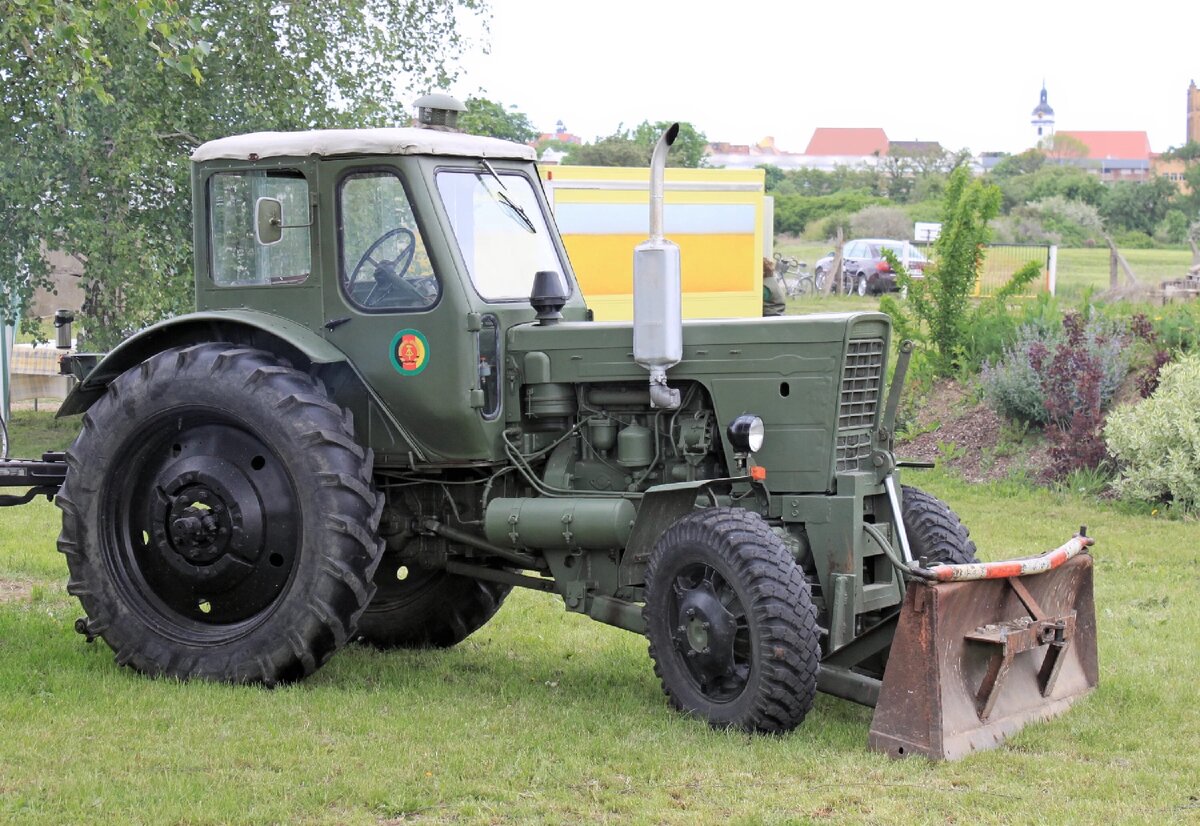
[446,0,1197,157]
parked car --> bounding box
[814,239,928,296]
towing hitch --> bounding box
[0,453,67,506]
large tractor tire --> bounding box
[355,554,510,648]
[643,508,820,733]
[900,485,979,565]
[57,343,384,685]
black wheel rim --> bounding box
[666,559,751,703]
[366,555,443,613]
[103,407,301,638]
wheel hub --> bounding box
[150,457,263,575]
[672,582,738,684]
[166,490,228,564]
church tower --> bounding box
[1031,82,1055,145]
[1188,81,1200,145]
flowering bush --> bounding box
[1105,353,1200,509]
[981,313,1129,426]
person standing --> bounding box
[762,256,787,316]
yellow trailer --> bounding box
[540,165,767,320]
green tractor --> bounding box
[0,105,1097,759]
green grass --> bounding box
[4,409,78,459]
[1055,247,1193,300]
[1,471,1197,824]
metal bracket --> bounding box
[965,575,1078,721]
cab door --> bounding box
[318,159,489,465]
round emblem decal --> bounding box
[390,329,429,376]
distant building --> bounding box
[1189,81,1200,144]
[704,136,809,170]
[1053,130,1153,181]
[705,128,947,172]
[889,140,943,156]
[536,120,583,147]
[1031,83,1055,143]
[1153,155,1190,193]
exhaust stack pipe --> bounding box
[633,123,682,409]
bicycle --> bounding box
[773,253,824,297]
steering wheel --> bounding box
[347,227,421,308]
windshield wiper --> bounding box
[479,160,536,234]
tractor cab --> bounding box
[188,128,586,463]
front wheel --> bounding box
[57,343,384,685]
[856,275,868,297]
[643,508,820,733]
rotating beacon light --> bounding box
[633,123,683,409]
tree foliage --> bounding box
[1161,141,1200,163]
[1,0,485,346]
[459,96,538,143]
[897,166,1004,374]
[772,193,887,236]
[1099,177,1178,235]
[1039,132,1090,162]
[562,121,708,168]
[0,0,209,328]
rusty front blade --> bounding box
[867,553,1097,760]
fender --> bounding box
[618,478,740,587]
[58,310,348,416]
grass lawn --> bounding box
[1,411,1197,823]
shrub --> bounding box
[1112,229,1154,249]
[817,212,852,243]
[849,205,911,240]
[1039,313,1115,475]
[981,312,1130,427]
[900,167,1002,375]
[773,192,886,235]
[990,196,1104,247]
[981,334,1052,424]
[1105,353,1200,509]
[1156,209,1191,244]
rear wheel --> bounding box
[355,554,510,648]
[643,508,820,733]
[57,343,384,685]
[900,485,979,565]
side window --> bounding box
[339,170,437,311]
[209,171,311,286]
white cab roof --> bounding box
[191,127,537,163]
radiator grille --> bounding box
[835,432,873,471]
[838,338,885,431]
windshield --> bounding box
[436,168,568,301]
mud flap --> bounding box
[868,553,1097,760]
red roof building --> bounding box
[1054,130,1151,161]
[804,127,889,157]
[1052,130,1152,180]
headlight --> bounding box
[727,414,765,454]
